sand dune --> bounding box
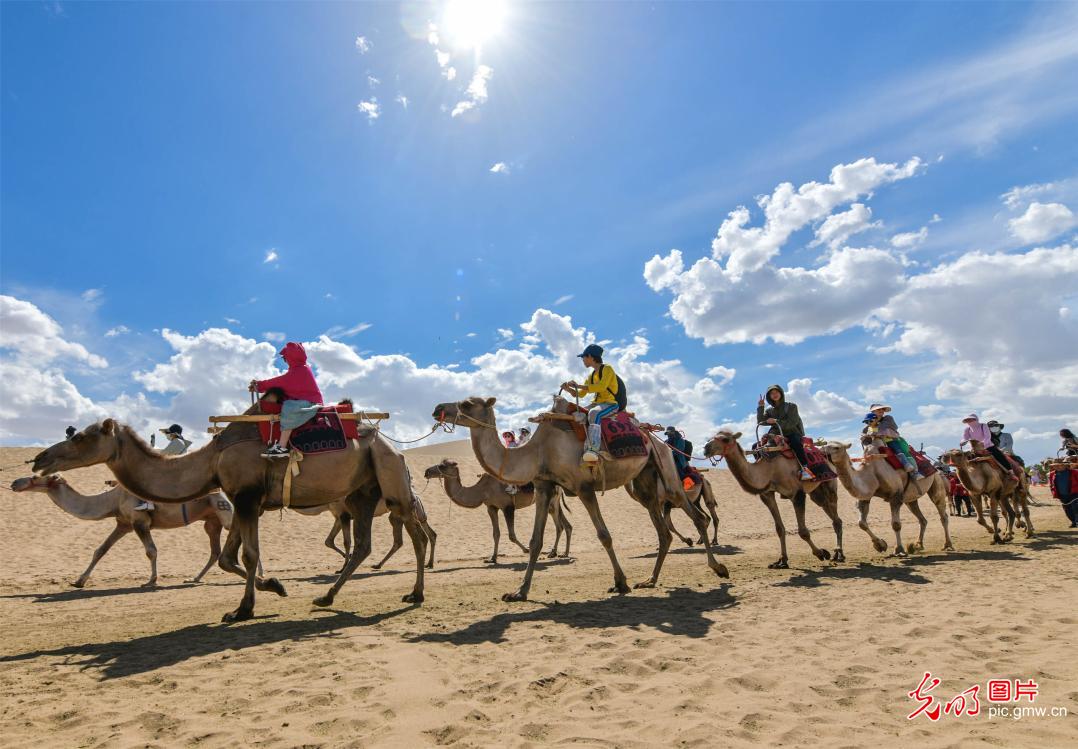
[1,444,1075,748]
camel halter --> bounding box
[438,407,511,481]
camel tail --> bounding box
[557,488,571,515]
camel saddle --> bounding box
[259,402,360,455]
[536,405,649,459]
[967,449,1023,480]
[878,446,937,477]
[753,434,836,481]
[1049,468,1078,500]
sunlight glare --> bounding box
[443,0,508,50]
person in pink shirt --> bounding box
[961,413,1015,477]
[249,342,324,458]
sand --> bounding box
[1,442,1075,748]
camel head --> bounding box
[818,440,854,462]
[941,448,966,466]
[423,459,460,480]
[703,430,743,459]
[32,419,120,476]
[431,397,497,428]
[10,474,66,493]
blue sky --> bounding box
[2,1,1077,460]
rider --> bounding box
[517,427,531,445]
[561,343,619,464]
[664,426,690,476]
[134,423,194,511]
[961,414,1016,479]
[757,384,814,481]
[250,342,325,459]
[987,420,1024,466]
[862,404,924,480]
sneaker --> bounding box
[133,501,154,512]
[912,471,926,480]
[261,443,290,459]
[581,450,600,464]
[799,468,815,481]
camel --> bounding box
[31,404,430,623]
[431,397,728,601]
[423,459,572,563]
[10,474,233,588]
[818,439,954,556]
[703,430,844,568]
[943,447,1033,543]
[663,474,720,547]
[289,498,438,570]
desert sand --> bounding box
[1,441,1075,748]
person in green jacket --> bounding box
[757,384,814,480]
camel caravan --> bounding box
[18,340,1072,623]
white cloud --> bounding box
[264,249,279,263]
[489,161,509,174]
[444,67,457,81]
[451,65,493,118]
[322,322,373,339]
[367,75,380,88]
[81,288,103,304]
[395,94,409,109]
[465,332,477,338]
[1002,182,1058,210]
[496,328,514,341]
[263,331,285,343]
[890,226,929,248]
[1007,202,1076,243]
[104,325,130,338]
[354,36,371,54]
[705,365,736,385]
[357,98,380,121]
[0,295,107,368]
[859,377,916,403]
[553,294,574,306]
[810,203,880,250]
[224,317,241,326]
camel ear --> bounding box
[101,418,116,435]
[484,397,497,407]
[843,442,852,449]
[733,431,742,440]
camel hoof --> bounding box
[484,558,498,565]
[907,543,922,554]
[767,559,789,569]
[944,544,955,551]
[814,549,831,561]
[312,594,334,608]
[608,582,631,595]
[684,539,694,548]
[872,539,888,553]
[832,550,846,563]
[892,550,907,558]
[402,592,424,604]
[260,578,288,597]
[222,607,253,623]
[70,580,86,589]
[426,562,435,569]
[140,581,158,589]
[545,551,558,559]
[502,591,528,602]
[633,580,657,589]
[714,563,730,578]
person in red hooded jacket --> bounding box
[249,342,324,458]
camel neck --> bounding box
[107,428,221,502]
[469,414,541,484]
[832,451,878,500]
[952,457,987,493]
[724,444,774,494]
[45,484,117,521]
[440,473,487,509]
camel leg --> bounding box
[583,488,631,595]
[971,494,993,535]
[72,523,130,588]
[988,496,1005,544]
[704,489,721,547]
[223,500,260,622]
[810,488,844,562]
[906,500,929,553]
[485,505,502,564]
[928,489,955,551]
[217,523,246,579]
[397,500,428,603]
[546,501,564,558]
[857,499,888,553]
[421,519,437,568]
[504,505,530,554]
[502,485,555,602]
[664,502,695,547]
[760,492,789,569]
[889,500,907,558]
[635,500,673,589]
[336,514,354,574]
[314,491,377,607]
[131,523,158,588]
[549,498,573,558]
[189,520,223,583]
[1018,494,1035,538]
[792,490,831,562]
[1000,493,1017,541]
[373,515,404,569]
[681,491,731,578]
[325,517,348,562]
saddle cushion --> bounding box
[258,402,359,454]
[755,435,836,481]
[601,412,649,459]
[1049,469,1078,500]
[879,446,937,476]
[681,465,703,487]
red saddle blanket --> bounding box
[1048,469,1077,500]
[258,402,359,455]
[601,412,649,459]
[756,435,837,482]
[971,449,1023,476]
[879,447,937,477]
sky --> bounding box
[2,0,1077,462]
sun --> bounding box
[442,0,508,50]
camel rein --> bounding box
[437,409,511,481]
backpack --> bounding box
[599,364,628,411]
[683,440,693,457]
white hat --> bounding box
[868,403,891,413]
[962,413,979,423]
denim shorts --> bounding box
[280,399,321,429]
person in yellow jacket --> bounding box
[562,344,620,464]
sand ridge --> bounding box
[1,444,1075,747]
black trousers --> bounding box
[786,432,809,467]
[987,445,1012,473]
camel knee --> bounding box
[891,522,902,533]
[797,528,811,540]
[595,528,612,546]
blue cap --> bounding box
[578,344,604,359]
[861,413,878,423]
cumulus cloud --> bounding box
[810,203,880,250]
[0,295,107,368]
[264,249,279,263]
[395,94,409,109]
[859,377,916,403]
[357,98,380,121]
[1008,202,1076,244]
[890,226,929,248]
[496,328,514,341]
[354,36,371,54]
[104,325,131,338]
[451,65,493,117]
[489,162,509,174]
[262,331,285,343]
[553,294,574,306]
[367,75,380,88]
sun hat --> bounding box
[160,424,184,437]
[962,413,979,423]
[868,403,891,413]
